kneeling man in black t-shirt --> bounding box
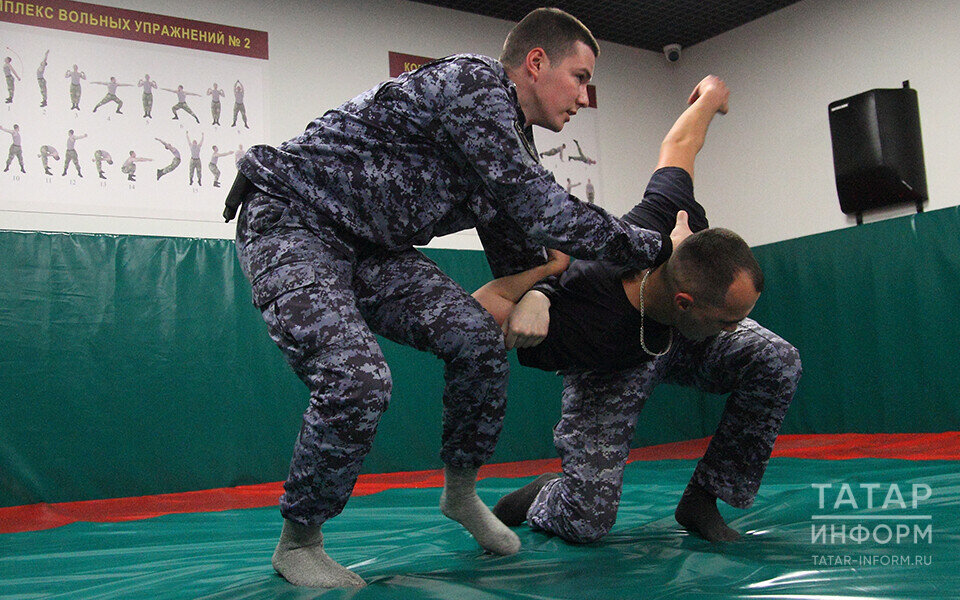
[473,76,802,543]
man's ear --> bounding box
[524,48,548,80]
[674,292,694,311]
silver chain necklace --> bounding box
[639,268,673,357]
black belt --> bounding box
[223,171,254,222]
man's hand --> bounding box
[543,248,570,276]
[670,210,693,250]
[502,290,551,349]
[687,75,729,115]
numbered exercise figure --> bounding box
[1,124,24,172]
[92,77,133,114]
[65,65,86,110]
[93,149,113,179]
[138,74,157,118]
[155,137,181,180]
[186,131,203,185]
[162,85,200,123]
[209,145,232,187]
[37,50,49,107]
[121,150,152,181]
[207,83,225,125]
[568,138,597,164]
[539,143,565,160]
[38,144,59,175]
[3,57,20,104]
[63,129,87,176]
[231,80,248,128]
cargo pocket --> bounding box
[245,196,297,234]
[250,261,318,309]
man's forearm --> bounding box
[657,100,718,170]
[656,76,728,177]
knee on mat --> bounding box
[557,486,619,544]
[561,509,616,544]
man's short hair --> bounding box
[665,228,764,307]
[500,8,599,69]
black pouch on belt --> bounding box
[223,172,254,222]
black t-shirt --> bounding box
[517,166,708,372]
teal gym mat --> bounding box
[2,457,957,599]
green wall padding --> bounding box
[747,206,960,435]
[0,231,566,508]
[2,206,959,507]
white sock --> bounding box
[440,466,521,555]
[271,519,366,588]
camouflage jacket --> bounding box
[238,54,667,277]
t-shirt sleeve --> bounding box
[621,166,709,236]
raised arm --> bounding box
[655,75,729,180]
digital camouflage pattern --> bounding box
[234,54,674,527]
[238,54,667,278]
[236,190,508,525]
[528,319,802,543]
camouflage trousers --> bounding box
[528,319,801,543]
[211,100,221,124]
[93,93,122,112]
[63,149,80,175]
[189,157,202,184]
[232,102,247,127]
[157,156,180,178]
[5,144,22,170]
[236,190,509,527]
[70,83,81,108]
[172,101,198,121]
[142,92,153,117]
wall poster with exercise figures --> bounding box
[0,0,267,228]
[533,84,603,208]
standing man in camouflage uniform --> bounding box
[208,145,232,187]
[1,123,24,172]
[93,149,113,179]
[227,8,679,590]
[186,131,203,185]
[482,77,802,545]
[65,64,85,110]
[62,129,86,177]
[207,83,225,125]
[38,144,59,175]
[37,50,49,107]
[3,56,19,104]
[138,74,157,118]
[92,76,133,114]
[230,79,248,128]
[162,84,200,123]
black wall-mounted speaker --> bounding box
[828,82,927,221]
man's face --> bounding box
[676,271,759,341]
[526,41,594,132]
